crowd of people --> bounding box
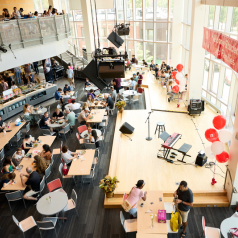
[1,5,65,21]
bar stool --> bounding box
[155,122,165,138]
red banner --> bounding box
[202,27,238,73]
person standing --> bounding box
[126,180,147,218]
[21,167,41,201]
[14,66,22,84]
[113,78,121,93]
[110,86,117,102]
[150,60,155,71]
[0,78,8,91]
[5,73,12,89]
[65,109,75,131]
[131,55,138,64]
[66,64,75,88]
[173,181,193,238]
[33,61,39,74]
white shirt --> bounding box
[12,11,21,19]
[70,103,81,110]
[62,150,73,164]
[13,150,25,160]
[62,95,70,98]
[87,100,93,107]
[11,86,18,89]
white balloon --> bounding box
[218,129,232,143]
[176,72,184,81]
[205,146,216,159]
[179,77,186,87]
[211,141,224,155]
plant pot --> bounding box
[119,108,124,113]
[106,192,114,198]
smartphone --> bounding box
[159,197,162,202]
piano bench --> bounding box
[155,122,166,138]
[177,143,192,163]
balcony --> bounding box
[0,14,71,50]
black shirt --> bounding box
[167,65,171,70]
[25,171,41,191]
[176,187,193,211]
[106,96,114,109]
[0,120,3,127]
[39,116,49,128]
[85,82,90,86]
[53,111,64,118]
[150,64,155,69]
[154,67,159,73]
[6,77,12,88]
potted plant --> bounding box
[115,101,126,113]
[99,175,119,198]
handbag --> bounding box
[230,228,238,237]
[121,188,137,212]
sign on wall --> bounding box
[202,27,238,74]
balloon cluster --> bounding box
[171,64,186,93]
[204,115,232,163]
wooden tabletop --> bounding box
[91,101,105,108]
[87,109,105,123]
[137,191,167,234]
[61,91,75,96]
[28,136,56,154]
[137,234,167,238]
[0,122,26,151]
[68,149,95,176]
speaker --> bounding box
[107,31,124,48]
[82,59,112,90]
[117,27,130,36]
[99,61,125,78]
[195,151,207,167]
[119,122,134,134]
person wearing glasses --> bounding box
[126,180,147,218]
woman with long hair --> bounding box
[34,155,49,175]
[12,148,25,166]
[0,172,16,190]
[90,130,100,148]
[3,156,16,173]
[87,94,94,108]
[40,144,52,162]
[23,103,37,124]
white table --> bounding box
[48,119,66,128]
[123,90,137,96]
[85,86,98,91]
[81,129,102,140]
[121,82,130,87]
[220,216,238,238]
[36,191,68,216]
[32,107,47,115]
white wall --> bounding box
[0,38,68,71]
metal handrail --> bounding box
[224,165,238,209]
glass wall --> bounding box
[68,0,173,64]
[202,5,238,129]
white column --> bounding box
[81,0,95,61]
[171,0,183,66]
[186,0,208,101]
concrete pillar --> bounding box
[81,0,95,61]
[186,0,208,101]
[171,0,183,66]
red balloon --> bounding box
[171,71,177,79]
[212,115,226,130]
[216,151,229,163]
[172,85,179,93]
[176,64,183,72]
[205,128,219,142]
[175,79,180,85]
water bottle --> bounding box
[4,130,6,136]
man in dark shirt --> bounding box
[63,84,72,92]
[113,78,122,93]
[0,116,3,129]
[21,167,41,201]
[131,55,138,64]
[103,94,114,115]
[5,73,12,89]
[39,112,52,131]
[173,181,193,237]
[85,78,92,87]
[154,64,159,77]
[150,60,155,71]
[142,59,148,66]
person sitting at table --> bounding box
[11,81,18,89]
[21,167,41,202]
[125,58,131,70]
[5,73,13,89]
[61,146,78,167]
[0,116,4,131]
[0,172,16,190]
[103,94,114,115]
[131,55,138,64]
[2,156,16,173]
[161,61,165,69]
[167,81,176,103]
[39,112,53,132]
[154,64,159,77]
[90,130,100,148]
[22,134,36,154]
[87,89,95,99]
[12,148,25,166]
[55,88,62,101]
[2,8,11,19]
[22,72,28,85]
[34,155,49,175]
[39,144,52,162]
[28,72,36,83]
[63,84,72,92]
[62,90,70,99]
[129,78,137,90]
[142,59,148,67]
[132,73,138,82]
[150,60,155,71]
[23,103,37,125]
[70,99,81,110]
[85,78,92,87]
[52,108,64,120]
[126,180,147,218]
[161,70,166,79]
[78,107,91,126]
[11,7,21,19]
[65,109,75,132]
[110,86,117,102]
[87,94,94,109]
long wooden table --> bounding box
[68,149,95,176]
[0,122,26,151]
[137,234,167,238]
[87,109,105,124]
[2,136,56,191]
[137,191,167,235]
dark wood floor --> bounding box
[0,77,235,238]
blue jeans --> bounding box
[15,71,21,84]
[129,208,137,218]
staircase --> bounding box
[104,190,230,208]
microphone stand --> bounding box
[145,111,153,141]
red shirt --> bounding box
[114,78,121,88]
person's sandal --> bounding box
[181,232,186,237]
